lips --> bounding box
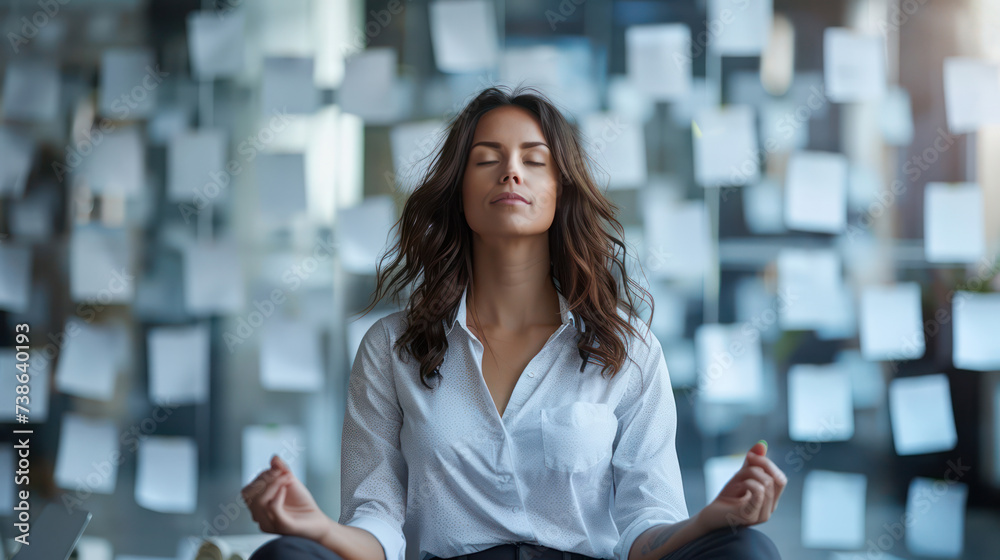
[491,192,529,204]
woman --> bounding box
[243,86,786,560]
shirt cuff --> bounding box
[345,514,406,560]
[613,513,685,560]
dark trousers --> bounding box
[248,527,780,560]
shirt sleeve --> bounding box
[610,328,689,560]
[339,319,408,560]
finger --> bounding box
[270,484,290,531]
[745,452,788,490]
[258,472,294,513]
[243,468,282,504]
[739,478,766,524]
[748,439,767,457]
[745,453,786,513]
[744,465,776,519]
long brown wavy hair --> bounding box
[359,84,654,390]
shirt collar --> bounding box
[442,279,582,336]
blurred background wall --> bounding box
[0,0,998,558]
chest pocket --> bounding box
[539,401,618,472]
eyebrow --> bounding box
[470,141,550,150]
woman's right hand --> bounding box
[241,454,335,543]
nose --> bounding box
[501,162,522,185]
[502,173,521,184]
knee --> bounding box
[248,535,326,560]
[726,527,781,560]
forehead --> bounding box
[471,105,546,143]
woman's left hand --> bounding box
[695,441,787,532]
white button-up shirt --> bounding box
[339,280,688,560]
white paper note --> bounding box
[390,120,446,195]
[759,101,809,153]
[642,189,710,281]
[693,105,758,187]
[703,455,745,503]
[261,57,318,115]
[777,249,845,331]
[74,536,114,560]
[952,291,1000,371]
[0,125,35,198]
[99,48,157,118]
[167,129,227,203]
[742,179,785,234]
[147,323,210,406]
[889,374,957,455]
[257,153,308,225]
[260,318,324,392]
[135,436,198,514]
[581,112,647,189]
[0,243,32,313]
[1,60,60,122]
[943,57,1000,134]
[924,182,985,263]
[428,0,499,73]
[242,425,307,486]
[187,10,246,80]
[54,413,119,495]
[880,86,914,146]
[823,28,886,102]
[626,24,691,101]
[834,349,884,409]
[663,340,696,388]
[336,195,396,275]
[54,319,119,402]
[802,470,867,549]
[784,151,847,233]
[708,0,772,56]
[183,239,245,315]
[859,283,925,361]
[668,77,718,127]
[71,125,145,197]
[905,477,967,557]
[70,225,135,304]
[695,323,764,404]
[338,47,400,124]
[788,364,854,442]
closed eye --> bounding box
[476,161,546,166]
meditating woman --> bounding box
[243,85,785,560]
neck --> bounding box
[467,234,561,332]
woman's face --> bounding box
[461,105,560,238]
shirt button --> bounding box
[527,371,535,378]
[511,506,520,514]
